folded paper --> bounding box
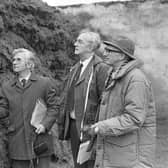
[30,99,47,128]
[77,140,92,164]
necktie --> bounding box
[21,79,26,87]
[74,63,83,83]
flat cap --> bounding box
[103,36,136,59]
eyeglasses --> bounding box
[74,39,85,44]
[12,58,22,62]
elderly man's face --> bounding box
[103,48,122,66]
[12,52,29,73]
[74,33,93,56]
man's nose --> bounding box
[13,60,17,65]
[74,41,77,46]
[103,50,107,56]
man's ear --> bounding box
[88,42,95,52]
[26,61,31,68]
[120,53,126,60]
[26,61,34,69]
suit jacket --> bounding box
[59,55,109,141]
[0,73,58,160]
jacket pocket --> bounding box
[106,132,137,146]
[104,133,137,167]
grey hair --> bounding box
[12,48,37,71]
[79,31,101,51]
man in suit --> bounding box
[0,48,58,168]
[59,31,109,168]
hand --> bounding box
[90,122,100,133]
[86,125,99,136]
[87,127,96,136]
[35,124,45,134]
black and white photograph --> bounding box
[0,0,167,168]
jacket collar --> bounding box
[11,72,38,87]
[114,58,143,79]
[76,55,103,85]
[92,54,104,67]
[69,54,103,87]
[105,59,143,90]
[28,72,38,81]
[71,54,103,70]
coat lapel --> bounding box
[24,73,38,89]
[76,57,94,86]
[68,63,81,87]
[73,55,102,86]
[11,73,38,91]
[10,78,24,93]
[15,79,23,90]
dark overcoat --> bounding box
[0,73,58,160]
[59,55,109,141]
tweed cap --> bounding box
[103,36,136,59]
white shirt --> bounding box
[19,72,31,83]
[79,56,93,77]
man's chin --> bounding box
[74,51,79,55]
[13,69,20,73]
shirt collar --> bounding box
[80,55,93,67]
[19,72,31,82]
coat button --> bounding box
[96,164,99,168]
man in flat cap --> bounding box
[88,36,156,168]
